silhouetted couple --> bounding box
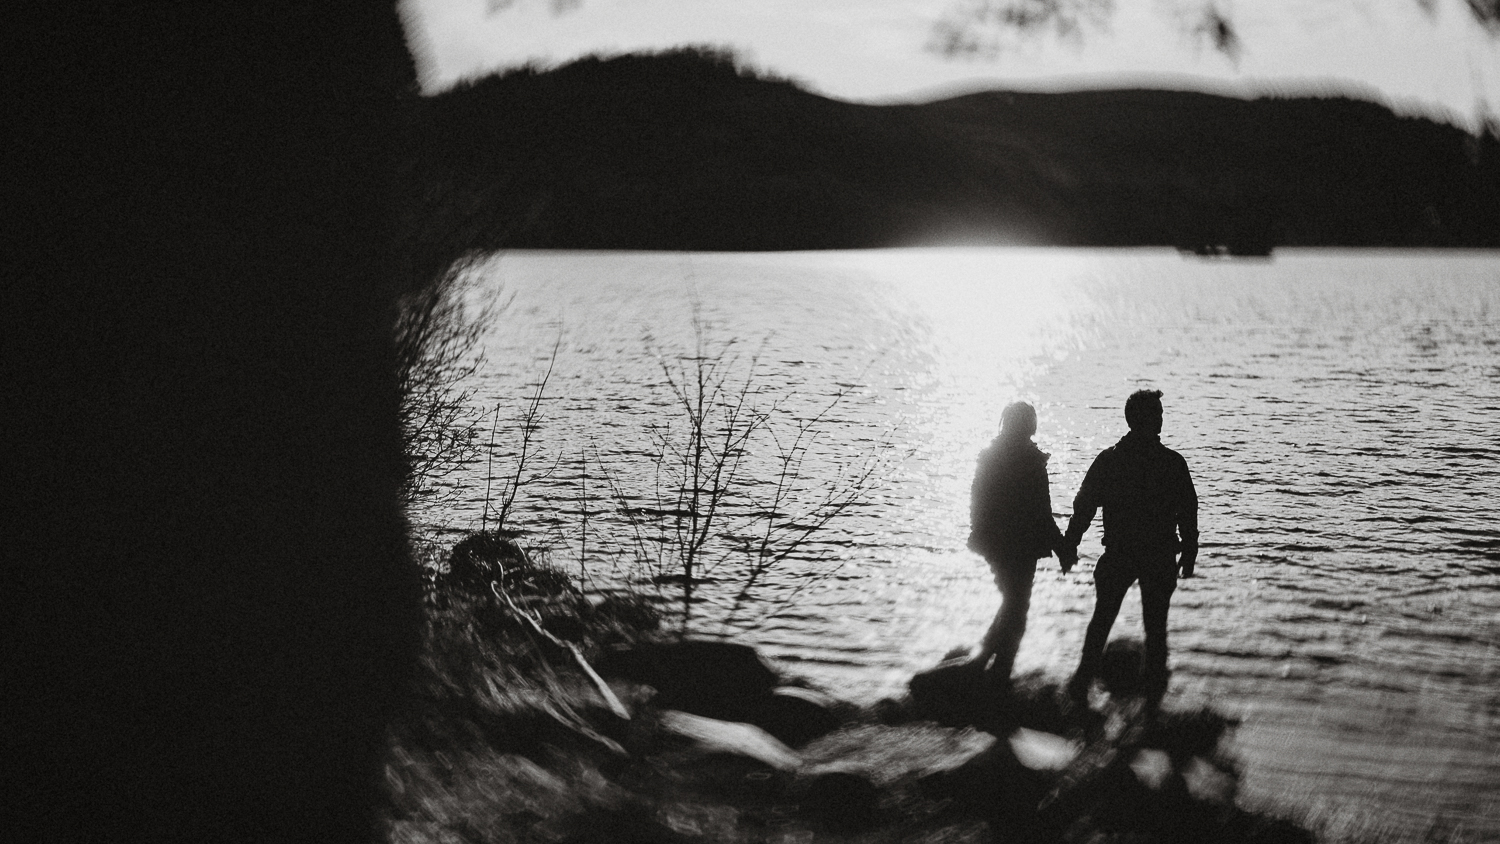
[967,390,1198,706]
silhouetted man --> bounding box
[968,401,1077,679]
[1063,390,1198,706]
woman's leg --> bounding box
[981,557,1038,677]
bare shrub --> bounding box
[596,313,898,630]
[394,255,504,509]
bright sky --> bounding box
[403,0,1500,129]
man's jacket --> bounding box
[1065,431,1198,555]
[968,437,1063,561]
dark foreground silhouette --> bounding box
[4,4,418,841]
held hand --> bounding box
[1057,544,1078,574]
[1178,545,1198,579]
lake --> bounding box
[417,247,1500,843]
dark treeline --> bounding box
[404,47,1500,252]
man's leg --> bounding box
[981,557,1037,678]
[1139,560,1178,707]
[1072,553,1133,696]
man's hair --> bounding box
[1124,389,1163,430]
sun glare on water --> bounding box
[855,246,1097,479]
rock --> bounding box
[801,723,997,789]
[871,696,909,724]
[1037,697,1155,825]
[597,639,779,722]
[918,737,1020,813]
[445,532,548,597]
[1006,671,1079,735]
[1182,756,1236,805]
[1008,727,1080,773]
[602,678,658,718]
[907,657,1008,730]
[747,686,846,747]
[1148,706,1237,765]
[657,709,801,772]
[660,749,794,803]
[650,709,813,804]
[796,722,1004,823]
[1128,748,1174,790]
[789,765,882,832]
[588,592,662,633]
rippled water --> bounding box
[420,248,1500,842]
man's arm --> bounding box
[1063,453,1105,550]
[1177,457,1199,577]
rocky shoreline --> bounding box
[384,535,1318,843]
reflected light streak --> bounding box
[814,248,1105,670]
[858,248,1096,505]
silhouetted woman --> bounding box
[967,401,1076,678]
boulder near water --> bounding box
[595,640,846,746]
[657,709,801,773]
[751,686,846,747]
[907,656,1014,731]
[597,639,779,721]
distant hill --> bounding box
[398,48,1500,257]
